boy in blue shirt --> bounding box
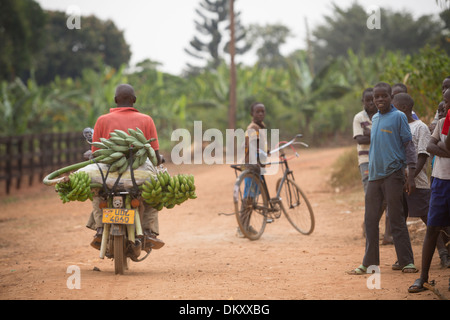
[349,82,418,274]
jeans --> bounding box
[363,169,414,267]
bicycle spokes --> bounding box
[234,171,268,240]
[279,179,315,235]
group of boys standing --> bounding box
[350,79,450,294]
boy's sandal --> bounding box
[402,263,419,273]
[408,278,427,293]
[391,261,402,270]
[347,265,367,275]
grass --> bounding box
[329,148,361,191]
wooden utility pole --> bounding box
[228,0,237,130]
[305,17,314,77]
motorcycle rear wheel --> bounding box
[114,235,126,275]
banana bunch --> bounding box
[140,171,197,211]
[91,128,158,174]
[55,171,93,203]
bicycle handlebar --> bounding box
[269,134,308,155]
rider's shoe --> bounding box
[90,227,103,250]
[143,230,165,250]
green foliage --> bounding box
[2,0,449,157]
[0,0,46,81]
[3,45,447,151]
[34,11,131,84]
[312,3,443,72]
[0,0,130,84]
[246,23,292,69]
[381,45,450,121]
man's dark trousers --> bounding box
[363,169,414,268]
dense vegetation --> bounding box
[1,0,450,152]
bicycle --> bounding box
[231,134,315,240]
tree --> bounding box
[381,45,450,121]
[311,3,442,71]
[34,11,131,84]
[246,23,292,69]
[437,9,450,54]
[0,0,46,81]
[184,0,250,72]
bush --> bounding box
[330,148,361,191]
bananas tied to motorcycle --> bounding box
[140,171,197,211]
[91,127,159,173]
[54,128,197,209]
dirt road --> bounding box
[0,147,448,301]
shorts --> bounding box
[403,188,430,218]
[243,177,261,198]
[428,177,450,227]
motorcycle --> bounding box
[84,127,166,274]
[44,128,163,275]
[98,189,151,274]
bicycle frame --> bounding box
[231,134,307,211]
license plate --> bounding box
[102,208,135,225]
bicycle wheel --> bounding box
[233,170,268,240]
[276,178,315,235]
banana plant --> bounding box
[265,51,351,139]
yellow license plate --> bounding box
[102,208,135,225]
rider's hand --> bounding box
[83,150,93,160]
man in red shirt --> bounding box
[87,84,164,250]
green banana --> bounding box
[92,149,115,157]
[114,156,128,168]
[109,136,129,146]
[131,140,145,148]
[118,160,129,174]
[89,131,199,209]
[132,157,141,170]
[135,128,148,144]
[135,148,147,158]
[56,171,92,203]
[113,129,130,139]
[147,147,157,166]
[138,152,147,166]
[109,152,125,159]
[91,142,108,150]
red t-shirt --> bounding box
[91,107,159,152]
[442,109,450,135]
